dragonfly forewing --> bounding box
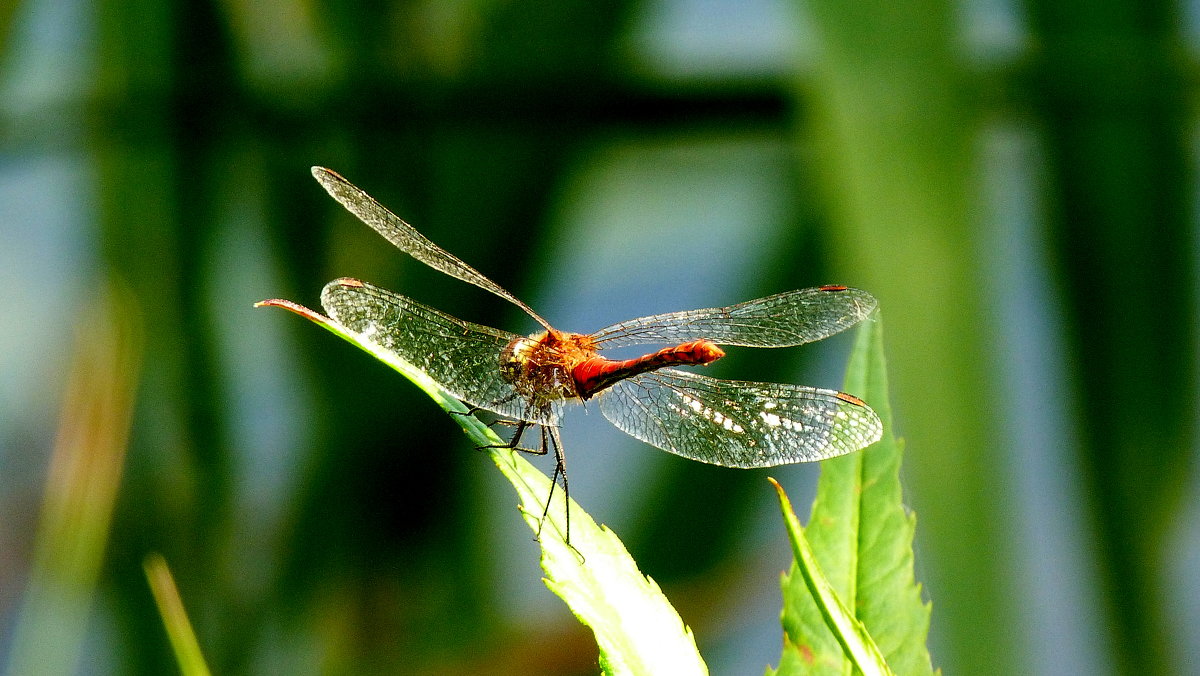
[312,168,552,330]
[597,368,882,468]
[589,287,877,349]
[321,278,560,424]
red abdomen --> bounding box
[572,340,725,399]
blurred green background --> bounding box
[1,0,1197,674]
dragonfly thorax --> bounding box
[499,326,731,409]
[499,329,600,405]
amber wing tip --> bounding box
[834,391,868,407]
[254,298,331,324]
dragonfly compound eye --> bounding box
[499,337,537,384]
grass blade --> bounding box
[144,554,213,676]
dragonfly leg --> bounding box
[485,418,524,430]
[448,401,499,421]
[450,390,524,419]
[476,419,546,455]
[450,399,521,423]
[449,405,529,433]
[536,427,583,559]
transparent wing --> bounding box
[321,278,558,424]
[312,167,552,330]
[589,286,876,348]
[597,369,881,468]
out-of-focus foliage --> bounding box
[0,0,1195,674]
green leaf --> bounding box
[770,315,937,675]
[769,478,894,676]
[257,298,708,676]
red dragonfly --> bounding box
[311,167,882,536]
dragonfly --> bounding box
[310,167,882,540]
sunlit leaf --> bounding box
[257,298,708,675]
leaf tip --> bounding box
[768,477,795,515]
